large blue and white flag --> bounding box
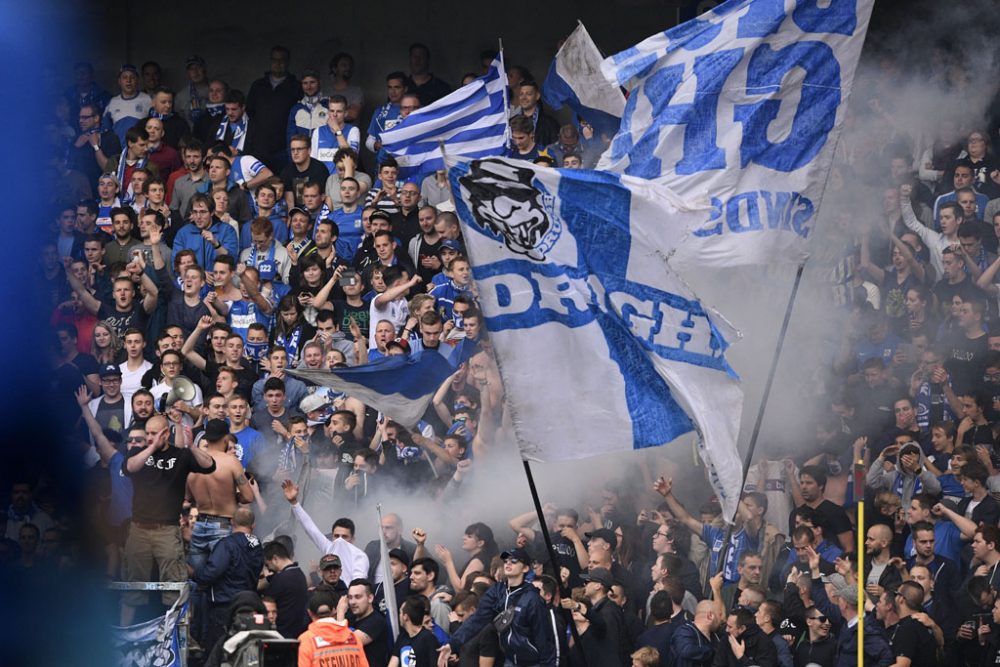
[542,22,626,139]
[599,0,873,269]
[380,56,508,180]
[288,351,456,427]
[447,156,745,517]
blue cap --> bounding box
[120,63,138,74]
[440,239,462,252]
[257,261,276,281]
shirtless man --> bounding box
[186,418,254,572]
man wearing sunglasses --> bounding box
[437,546,555,667]
[119,414,217,626]
[795,607,836,667]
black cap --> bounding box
[185,55,206,69]
[99,363,122,378]
[203,419,230,442]
[581,567,613,588]
[369,209,392,223]
[500,547,531,564]
[585,528,618,550]
[388,548,410,567]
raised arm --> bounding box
[977,255,1000,296]
[653,476,703,535]
[899,185,939,247]
[139,271,159,314]
[310,265,345,311]
[932,502,978,539]
[65,263,101,315]
[180,316,213,370]
[75,386,118,465]
[283,480,334,553]
[374,274,421,308]
[509,509,540,543]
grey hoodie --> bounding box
[866,442,941,505]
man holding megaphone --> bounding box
[150,349,203,414]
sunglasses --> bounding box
[504,557,522,564]
[808,615,829,623]
[126,436,147,443]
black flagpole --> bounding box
[522,459,588,665]
[711,262,807,586]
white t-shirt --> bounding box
[119,359,153,403]
[368,296,410,350]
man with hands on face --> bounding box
[866,438,941,506]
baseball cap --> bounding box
[185,55,206,69]
[288,206,310,219]
[319,554,342,569]
[299,393,330,415]
[369,209,392,224]
[500,547,531,564]
[581,567,614,588]
[440,239,462,252]
[779,617,801,636]
[822,573,859,605]
[389,548,410,567]
[257,261,277,282]
[585,528,618,550]
[301,68,321,80]
[119,63,138,75]
[99,363,122,378]
[203,419,230,442]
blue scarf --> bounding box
[248,242,276,269]
[216,114,249,152]
[116,148,147,205]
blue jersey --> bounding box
[366,102,403,164]
[233,427,265,470]
[227,299,268,342]
[230,155,267,188]
[702,524,757,583]
[103,92,152,143]
[429,280,475,321]
[310,124,360,171]
[331,206,364,259]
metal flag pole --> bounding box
[498,38,511,147]
[711,261,807,584]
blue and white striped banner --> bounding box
[380,56,509,180]
[448,156,745,518]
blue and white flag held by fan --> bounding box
[287,351,457,428]
[380,56,509,180]
[447,156,745,518]
[599,0,873,270]
[542,22,626,139]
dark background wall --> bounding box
[48,0,710,108]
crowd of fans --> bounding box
[16,27,1000,667]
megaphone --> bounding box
[159,375,197,413]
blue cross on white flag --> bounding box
[380,56,509,180]
[447,156,745,518]
[599,0,874,270]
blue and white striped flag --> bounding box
[542,22,625,139]
[598,0,873,270]
[380,56,508,180]
[287,352,456,427]
[447,156,745,518]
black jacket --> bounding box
[711,624,777,667]
[193,531,265,605]
[585,596,632,666]
[246,73,302,167]
[793,635,837,667]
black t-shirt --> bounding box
[265,563,309,639]
[888,616,938,667]
[281,159,330,206]
[944,330,989,394]
[123,444,216,523]
[392,627,439,667]
[69,352,100,377]
[204,358,258,398]
[788,500,853,539]
[353,611,389,667]
[336,299,370,341]
[99,300,150,339]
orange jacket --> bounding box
[298,617,370,667]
